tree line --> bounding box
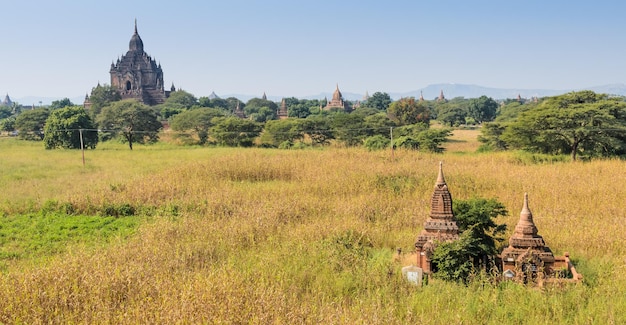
[3,86,624,160]
[1,86,459,151]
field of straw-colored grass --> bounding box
[0,134,625,324]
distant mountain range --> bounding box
[12,83,626,106]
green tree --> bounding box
[245,98,278,115]
[210,117,262,147]
[301,115,334,146]
[329,112,367,146]
[387,97,431,125]
[362,92,392,111]
[0,117,16,134]
[87,84,121,118]
[438,106,467,127]
[43,106,98,149]
[467,96,498,124]
[364,135,389,150]
[0,106,14,119]
[363,112,396,137]
[170,108,224,145]
[159,90,199,119]
[164,90,198,109]
[249,106,277,122]
[415,128,452,153]
[15,108,49,140]
[392,124,450,152]
[477,122,508,151]
[260,119,304,147]
[97,100,162,150]
[430,198,508,283]
[503,91,626,161]
[49,98,74,110]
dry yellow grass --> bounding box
[0,137,625,323]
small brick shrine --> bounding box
[414,162,459,273]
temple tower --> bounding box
[415,162,459,273]
[324,84,349,111]
[437,89,445,102]
[278,98,288,119]
[109,20,167,105]
[234,100,246,118]
[500,193,557,280]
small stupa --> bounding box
[414,162,459,273]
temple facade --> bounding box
[109,20,170,105]
[415,162,459,273]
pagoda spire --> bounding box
[134,18,138,34]
[514,193,539,238]
[436,161,446,186]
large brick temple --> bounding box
[108,20,172,105]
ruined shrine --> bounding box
[500,193,582,282]
[414,162,459,273]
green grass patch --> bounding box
[0,212,140,269]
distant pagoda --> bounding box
[278,98,288,119]
[323,84,349,112]
[415,162,459,273]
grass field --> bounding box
[0,133,625,324]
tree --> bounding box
[159,90,199,119]
[438,106,467,127]
[477,122,508,151]
[245,98,278,122]
[170,108,224,145]
[362,92,392,111]
[164,90,198,109]
[301,115,334,146]
[0,117,16,134]
[503,91,626,161]
[0,106,13,119]
[430,198,508,283]
[392,124,450,152]
[453,198,508,260]
[97,100,162,150]
[467,96,498,124]
[387,97,430,125]
[364,135,389,151]
[49,98,74,110]
[363,112,396,137]
[43,106,98,149]
[260,119,303,147]
[87,84,121,118]
[14,108,49,140]
[210,117,262,147]
[329,112,367,146]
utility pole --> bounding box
[79,129,85,167]
[390,127,394,159]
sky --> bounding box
[2,0,626,102]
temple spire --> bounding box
[134,18,138,34]
[521,193,532,220]
[436,161,446,186]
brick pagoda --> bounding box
[415,162,459,273]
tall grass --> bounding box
[0,136,625,323]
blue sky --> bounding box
[2,0,626,101]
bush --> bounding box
[364,135,389,151]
